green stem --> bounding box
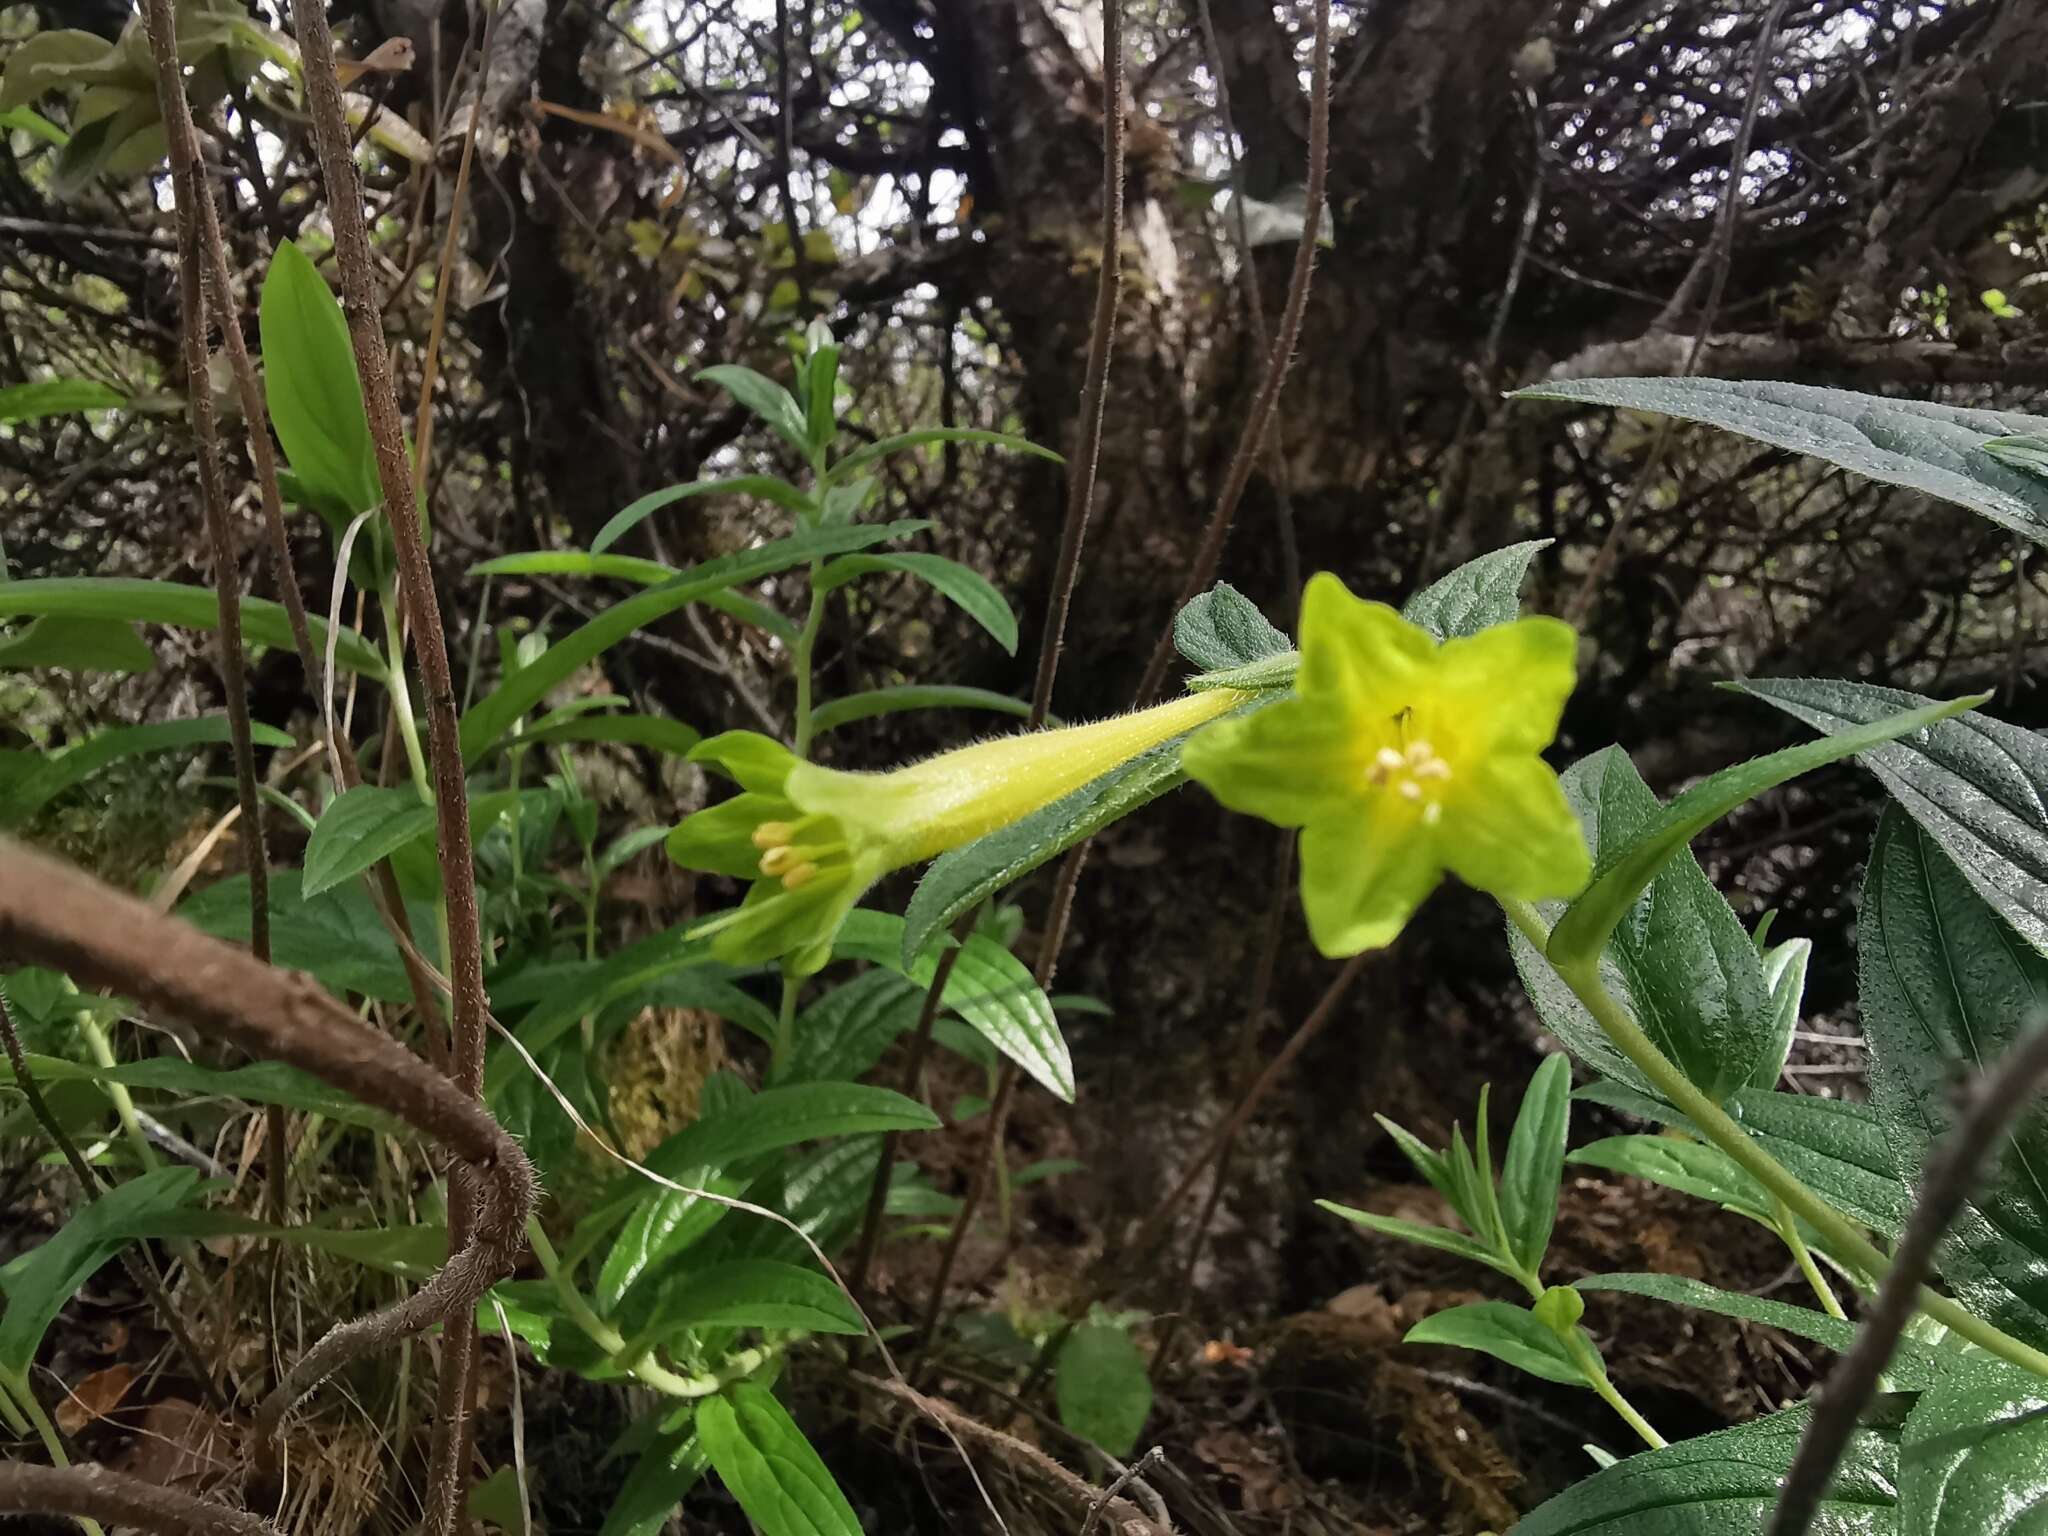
[526,1220,760,1399]
[382,597,433,801]
[1773,1200,1848,1321]
[4,1369,109,1536]
[791,562,827,759]
[1503,897,2048,1382]
[78,1012,156,1172]
[1559,1334,1667,1451]
[772,975,800,1081]
[0,1371,29,1437]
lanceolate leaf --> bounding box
[0,614,153,674]
[694,1384,862,1536]
[0,377,125,423]
[2,716,293,828]
[1737,676,2048,956]
[1,1050,400,1134]
[588,474,816,555]
[260,239,380,514]
[180,870,428,1004]
[598,1419,706,1536]
[835,909,1072,1103]
[655,1259,863,1336]
[1510,1402,1901,1536]
[1516,376,2048,544]
[1750,935,1812,1090]
[1402,539,1551,641]
[1569,1135,1774,1222]
[1403,1301,1586,1387]
[780,969,926,1085]
[461,521,929,762]
[825,427,1061,483]
[1499,1053,1571,1274]
[1510,747,1776,1101]
[1317,1199,1516,1278]
[0,578,386,679]
[1547,694,1980,984]
[814,551,1018,654]
[1860,807,2048,1351]
[1899,1365,2048,1534]
[808,685,1030,736]
[700,365,811,456]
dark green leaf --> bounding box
[0,377,124,423]
[814,551,1018,654]
[1515,376,2048,544]
[1737,676,2048,955]
[1316,1199,1515,1276]
[461,521,929,762]
[1500,1053,1571,1274]
[1055,1321,1153,1458]
[1860,807,2048,1351]
[1173,582,1289,672]
[1,1050,400,1135]
[0,577,386,679]
[0,1166,203,1374]
[1575,1273,1951,1391]
[656,1259,863,1335]
[3,716,293,829]
[700,366,810,455]
[1401,539,1551,641]
[180,870,425,1004]
[1510,747,1776,1102]
[780,970,926,1085]
[808,685,1030,736]
[835,909,1071,1103]
[260,240,380,514]
[0,615,153,674]
[695,1383,861,1536]
[588,475,817,556]
[1402,1300,1586,1386]
[1547,696,1979,986]
[302,785,432,898]
[1569,1134,1773,1221]
[598,1420,707,1536]
[1511,1402,1900,1536]
[516,714,702,757]
[1750,935,1812,1090]
[826,427,1061,484]
[700,1137,882,1269]
[1899,1364,2048,1533]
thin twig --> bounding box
[1134,0,1331,703]
[1767,1011,2048,1536]
[1082,1446,1168,1536]
[0,1461,281,1535]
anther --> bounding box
[1413,758,1452,781]
[1405,740,1435,764]
[758,845,803,877]
[1398,781,1424,801]
[1422,802,1443,826]
[780,861,820,890]
[751,821,794,850]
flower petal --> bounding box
[1432,617,1578,757]
[1184,697,1361,828]
[666,792,795,878]
[1298,802,1445,956]
[1298,574,1435,722]
[1441,755,1591,902]
[697,871,857,968]
[688,730,800,793]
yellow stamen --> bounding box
[1413,758,1452,781]
[780,861,820,890]
[752,821,795,850]
[1422,801,1443,826]
[1397,780,1424,801]
[758,845,803,877]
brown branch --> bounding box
[0,839,537,1525]
[1767,1011,2048,1536]
[1133,0,1331,704]
[1545,330,2048,387]
[0,1461,281,1535]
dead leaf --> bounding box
[335,37,415,88]
[55,1363,135,1433]
[119,1399,236,1489]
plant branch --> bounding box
[0,1462,279,1535]
[1767,1012,2048,1536]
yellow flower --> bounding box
[1184,573,1589,956]
[670,688,1250,973]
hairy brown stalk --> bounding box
[1133,0,1332,704]
[1768,1011,2048,1536]
[284,6,494,1521]
[0,1461,281,1535]
[0,839,537,1530]
[0,981,226,1410]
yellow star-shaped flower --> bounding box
[1184,573,1590,956]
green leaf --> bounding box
[1899,1364,2048,1534]
[303,785,529,898]
[904,693,1279,960]
[1511,1402,1900,1536]
[588,475,817,556]
[1373,1115,1467,1220]
[1509,747,1777,1102]
[701,366,810,456]
[0,105,68,147]
[180,870,425,1003]
[825,427,1061,484]
[1569,1134,1774,1222]
[599,1421,706,1536]
[461,521,928,763]
[1401,539,1551,641]
[834,909,1072,1103]
[1515,376,2048,544]
[1173,581,1290,672]
[1749,935,1811,1090]
[1547,695,1981,990]
[815,551,1018,654]
[695,1383,861,1536]
[0,377,124,423]
[467,1467,525,1530]
[517,714,702,756]
[260,240,380,514]
[1316,1199,1517,1277]
[0,614,153,674]
[0,1166,203,1375]
[1860,806,2048,1351]
[1055,1320,1152,1458]
[154,1210,447,1279]
[700,1137,881,1270]
[1500,1053,1571,1274]
[1574,1273,1951,1391]
[655,1259,864,1336]
[1985,433,2048,479]
[780,970,926,1086]
[0,577,386,680]
[1737,677,2048,955]
[1402,1300,1587,1387]
[808,684,1030,736]
[476,557,793,642]
[1,1050,399,1135]
[2,716,293,828]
